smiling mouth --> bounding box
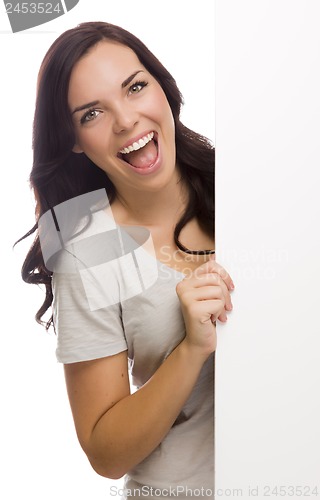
[117,132,159,169]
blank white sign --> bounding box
[215,1,320,497]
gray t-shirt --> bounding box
[52,210,214,499]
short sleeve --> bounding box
[52,250,128,364]
[46,205,155,364]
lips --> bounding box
[116,131,161,176]
[117,131,159,170]
[118,130,157,153]
[119,131,155,155]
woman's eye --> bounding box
[128,81,148,95]
[80,109,100,124]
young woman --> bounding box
[19,22,234,499]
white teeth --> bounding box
[119,132,154,155]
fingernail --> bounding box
[230,282,235,290]
[226,303,233,311]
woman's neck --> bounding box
[110,173,189,228]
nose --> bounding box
[112,102,139,134]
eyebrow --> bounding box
[71,70,144,115]
[121,70,143,88]
[72,100,100,115]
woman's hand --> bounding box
[176,256,234,357]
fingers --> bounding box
[176,258,234,336]
[177,279,230,325]
[193,299,226,324]
[180,284,225,303]
[194,257,235,292]
[182,270,233,314]
[189,286,229,324]
[175,258,233,356]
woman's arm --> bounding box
[64,258,234,479]
[65,340,209,479]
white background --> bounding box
[0,1,214,499]
[2,1,320,499]
[215,1,320,498]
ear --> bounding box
[72,143,83,153]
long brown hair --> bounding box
[17,21,215,329]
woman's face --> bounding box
[68,40,177,197]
